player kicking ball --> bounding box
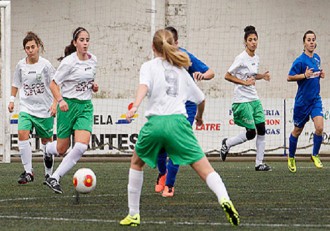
[120,29,239,227]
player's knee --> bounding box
[246,129,256,140]
[256,122,266,136]
[315,126,323,136]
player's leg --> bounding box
[46,130,89,194]
[255,122,271,171]
[162,102,196,196]
[120,151,145,226]
[311,114,324,168]
[166,115,239,226]
[155,149,167,193]
[288,104,307,172]
[191,156,240,226]
[162,159,179,197]
[221,102,254,161]
[17,112,34,184]
[34,116,55,181]
[121,116,162,226]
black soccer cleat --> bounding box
[18,171,34,184]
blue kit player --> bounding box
[287,30,325,173]
[154,26,215,197]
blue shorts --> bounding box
[293,98,323,128]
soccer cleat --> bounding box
[288,157,296,173]
[120,214,140,226]
[220,138,229,161]
[45,177,63,194]
[311,155,323,169]
[162,186,174,197]
[255,163,272,171]
[18,171,34,184]
[155,173,166,193]
[220,197,240,226]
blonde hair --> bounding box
[153,29,191,68]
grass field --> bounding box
[0,160,329,231]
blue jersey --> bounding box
[288,52,322,107]
[179,47,209,124]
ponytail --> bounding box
[153,29,190,68]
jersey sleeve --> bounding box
[139,62,151,88]
[12,62,22,88]
[184,71,205,104]
[53,58,71,85]
[186,51,209,75]
[228,56,242,75]
[288,59,303,76]
[44,61,56,86]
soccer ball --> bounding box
[73,168,97,194]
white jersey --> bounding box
[53,52,97,100]
[12,56,55,118]
[228,50,260,103]
[140,57,205,117]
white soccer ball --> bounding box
[73,168,97,194]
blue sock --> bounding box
[313,133,323,156]
[157,151,167,175]
[289,134,298,158]
[166,159,179,187]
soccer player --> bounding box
[220,26,271,171]
[287,30,325,173]
[8,31,56,184]
[155,26,215,197]
[44,27,99,194]
[120,29,239,227]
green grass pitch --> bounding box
[0,160,329,231]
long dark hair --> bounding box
[57,27,89,61]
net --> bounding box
[2,0,330,161]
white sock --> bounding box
[206,171,229,201]
[46,141,59,156]
[256,135,265,166]
[128,168,144,216]
[18,140,33,174]
[226,132,248,148]
[52,142,87,181]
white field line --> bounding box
[0,215,330,228]
[0,194,329,228]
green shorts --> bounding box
[18,112,54,138]
[232,100,265,129]
[135,114,205,168]
[56,98,93,139]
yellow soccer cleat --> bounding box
[288,157,297,173]
[119,214,140,226]
[220,197,240,226]
[311,155,323,169]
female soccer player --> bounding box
[287,30,325,173]
[155,26,215,197]
[45,27,99,194]
[120,29,239,227]
[8,31,56,184]
[220,26,271,171]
